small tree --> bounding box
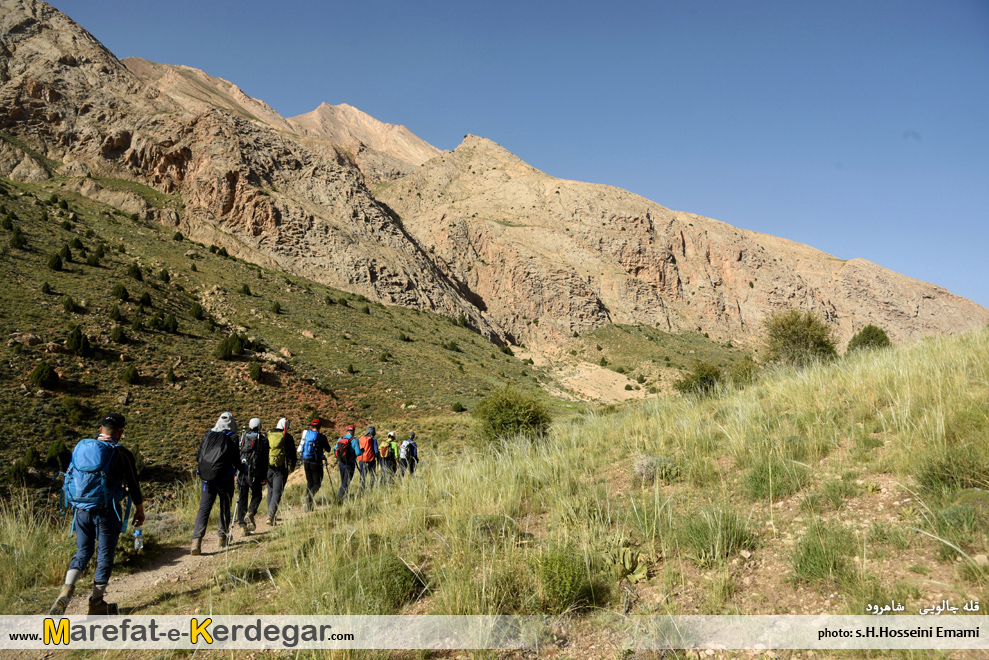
[673,361,722,396]
[139,292,152,307]
[61,296,77,313]
[846,324,892,353]
[163,313,178,333]
[127,263,143,281]
[249,361,262,383]
[764,310,838,368]
[110,325,126,344]
[85,252,101,267]
[473,386,551,442]
[119,364,139,384]
[29,362,59,389]
[158,268,170,283]
[239,283,251,296]
[172,231,184,241]
[8,227,26,249]
[270,301,281,314]
[190,302,205,320]
[65,326,92,357]
[165,366,176,382]
[59,244,72,263]
[111,284,129,301]
[41,281,52,295]
[47,253,63,271]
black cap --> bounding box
[101,412,126,429]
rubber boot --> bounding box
[245,512,256,532]
[88,597,118,615]
[190,537,202,555]
[49,584,74,616]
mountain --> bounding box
[2,0,987,356]
[288,103,442,183]
[377,135,989,349]
[0,0,497,339]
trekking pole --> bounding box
[228,494,239,546]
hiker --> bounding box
[235,418,269,534]
[50,412,145,616]
[298,418,332,511]
[399,431,419,477]
[334,424,359,499]
[191,412,242,555]
[379,431,401,484]
[356,426,379,490]
[265,418,296,526]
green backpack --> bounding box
[268,431,286,468]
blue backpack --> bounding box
[61,438,130,535]
[300,429,320,461]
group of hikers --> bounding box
[49,411,419,616]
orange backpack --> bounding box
[358,435,375,463]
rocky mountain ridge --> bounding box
[2,0,987,355]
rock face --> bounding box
[0,0,497,338]
[287,103,443,183]
[2,0,987,354]
[377,135,989,349]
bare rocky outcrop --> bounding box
[378,135,989,349]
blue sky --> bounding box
[54,0,989,308]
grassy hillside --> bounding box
[0,173,561,486]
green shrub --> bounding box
[190,302,205,320]
[109,305,122,323]
[47,253,62,271]
[442,340,461,352]
[538,546,586,613]
[249,361,262,383]
[69,237,83,250]
[673,361,722,395]
[119,364,139,384]
[60,219,70,230]
[61,296,77,313]
[764,310,838,367]
[680,506,754,566]
[270,301,281,314]
[139,292,152,307]
[329,553,422,614]
[165,366,176,383]
[111,283,129,301]
[746,455,808,500]
[158,268,170,283]
[190,263,197,272]
[130,317,142,332]
[8,227,26,249]
[59,244,72,263]
[337,297,349,307]
[499,345,514,356]
[60,397,91,427]
[85,252,100,267]
[64,326,92,357]
[0,215,12,231]
[41,281,52,295]
[127,263,143,281]
[846,324,892,353]
[729,356,759,386]
[398,332,412,342]
[599,356,608,367]
[29,362,59,389]
[163,314,178,333]
[791,519,855,583]
[45,438,69,470]
[361,305,370,315]
[22,446,40,469]
[346,363,356,374]
[148,311,164,330]
[58,199,67,210]
[452,402,465,413]
[473,386,551,441]
[110,325,126,344]
[915,445,989,496]
[6,461,28,484]
[324,295,335,305]
[217,247,228,257]
[239,284,251,296]
[172,231,184,241]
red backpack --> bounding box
[335,437,354,462]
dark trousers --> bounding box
[193,478,234,540]
[400,458,417,476]
[358,460,377,489]
[236,472,264,523]
[381,457,397,484]
[69,508,123,585]
[303,460,324,508]
[338,462,355,499]
[266,467,288,519]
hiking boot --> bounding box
[266,515,275,526]
[190,538,202,555]
[49,584,74,616]
[87,597,118,615]
[239,522,251,536]
[245,513,256,532]
[219,534,231,548]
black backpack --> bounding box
[240,430,260,471]
[198,430,231,481]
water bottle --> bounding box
[133,528,143,551]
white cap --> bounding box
[249,418,261,430]
[276,418,288,430]
[388,431,395,437]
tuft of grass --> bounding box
[746,456,808,500]
[679,505,755,567]
[791,518,855,583]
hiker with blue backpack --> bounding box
[333,423,359,499]
[190,412,242,555]
[298,418,332,511]
[50,412,144,616]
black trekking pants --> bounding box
[266,467,288,520]
[236,472,264,523]
[193,478,234,541]
[338,462,355,499]
[381,457,397,484]
[303,460,324,508]
[358,460,377,490]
